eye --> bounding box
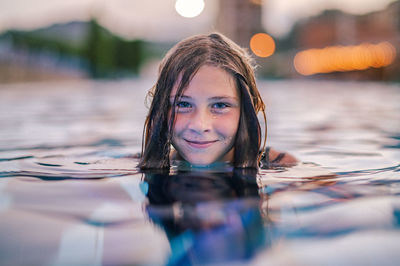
[176,101,192,108]
[175,101,193,113]
[212,102,230,109]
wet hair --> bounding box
[139,33,266,169]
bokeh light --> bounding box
[250,33,276,58]
[294,42,396,76]
[175,0,205,18]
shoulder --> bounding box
[260,147,298,168]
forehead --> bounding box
[171,65,238,98]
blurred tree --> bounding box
[84,19,147,78]
[85,19,114,77]
[1,19,152,79]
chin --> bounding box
[185,156,216,166]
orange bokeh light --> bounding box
[250,33,276,58]
[294,42,396,76]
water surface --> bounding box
[0,79,399,265]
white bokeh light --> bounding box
[175,0,205,18]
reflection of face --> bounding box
[170,65,240,166]
[167,173,236,203]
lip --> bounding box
[184,139,217,149]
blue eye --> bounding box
[176,101,192,108]
[212,102,229,109]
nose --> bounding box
[187,107,212,133]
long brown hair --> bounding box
[138,33,266,169]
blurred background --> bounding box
[0,0,398,83]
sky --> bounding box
[0,0,397,41]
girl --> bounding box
[139,33,296,169]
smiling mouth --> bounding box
[184,139,218,149]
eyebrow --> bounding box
[170,95,239,101]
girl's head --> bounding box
[139,33,266,169]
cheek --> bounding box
[215,111,240,137]
[172,114,187,134]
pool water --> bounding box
[0,79,399,265]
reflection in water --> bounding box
[143,168,268,264]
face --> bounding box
[170,65,240,166]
